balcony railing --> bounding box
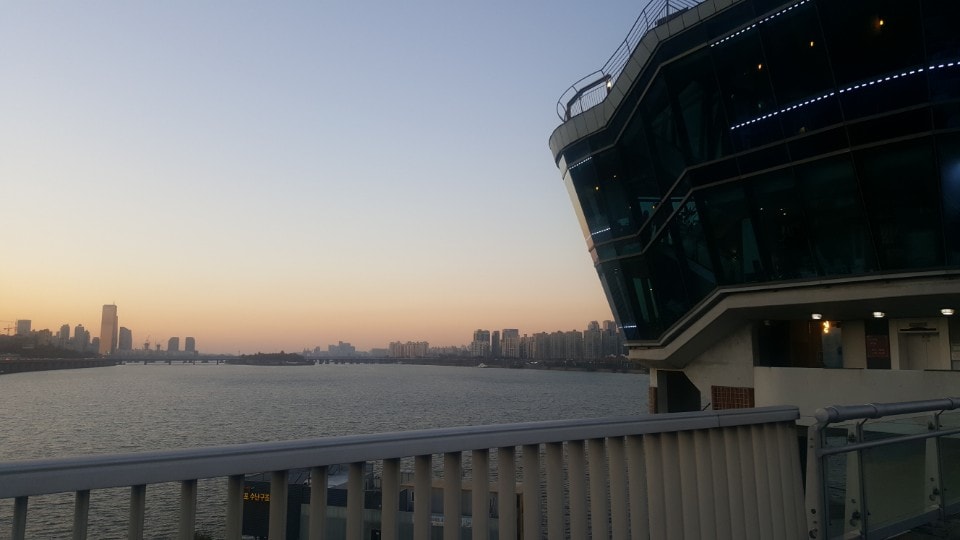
[0,406,803,539]
[805,398,960,540]
[556,0,704,122]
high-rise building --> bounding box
[99,304,118,355]
[167,337,180,353]
[550,0,960,414]
[184,337,196,353]
[58,324,70,346]
[491,330,501,358]
[75,324,90,352]
[584,322,603,360]
[502,329,520,358]
[118,327,133,351]
[470,329,491,357]
[15,320,31,336]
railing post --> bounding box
[179,479,197,540]
[587,438,610,539]
[498,447,517,540]
[414,455,432,539]
[381,460,399,540]
[12,496,27,540]
[626,435,648,540]
[522,444,541,539]
[309,466,328,540]
[226,474,244,540]
[444,452,462,540]
[129,484,146,540]
[347,462,364,540]
[545,442,564,539]
[608,436,629,540]
[269,470,289,540]
[472,449,490,540]
[567,440,588,540]
[72,490,90,540]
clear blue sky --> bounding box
[1,1,642,353]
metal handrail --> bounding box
[805,398,960,540]
[556,0,704,121]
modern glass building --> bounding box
[551,0,960,415]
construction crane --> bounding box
[0,321,14,336]
[143,335,151,351]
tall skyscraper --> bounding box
[58,324,70,346]
[118,327,133,351]
[184,337,196,353]
[491,331,501,358]
[502,329,521,358]
[471,329,491,357]
[99,304,118,355]
[15,320,31,336]
[168,337,180,352]
[75,324,89,351]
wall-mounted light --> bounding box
[942,308,955,316]
[822,321,831,334]
[872,311,885,318]
[811,313,823,320]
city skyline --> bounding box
[0,1,629,353]
[5,302,616,354]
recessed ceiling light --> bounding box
[942,308,955,316]
[873,311,885,318]
[811,313,822,320]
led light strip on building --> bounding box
[730,60,960,131]
[710,0,811,48]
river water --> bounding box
[0,362,649,538]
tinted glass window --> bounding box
[750,168,819,279]
[662,48,730,164]
[939,133,960,265]
[695,182,764,284]
[819,0,924,85]
[795,155,877,275]
[856,137,942,270]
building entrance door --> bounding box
[900,332,939,370]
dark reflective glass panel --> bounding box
[819,0,924,86]
[923,0,960,102]
[597,261,641,340]
[750,168,818,279]
[938,133,960,265]
[618,113,663,229]
[674,199,717,300]
[594,149,640,237]
[567,158,611,243]
[695,182,764,284]
[855,137,943,270]
[713,31,782,151]
[759,2,831,105]
[795,155,877,275]
[662,48,730,165]
[641,77,689,190]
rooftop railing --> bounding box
[0,406,803,539]
[556,0,703,122]
[805,398,960,540]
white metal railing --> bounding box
[805,398,960,540]
[1,406,804,539]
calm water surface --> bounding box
[0,363,648,538]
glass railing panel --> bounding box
[940,433,960,510]
[861,438,930,535]
[824,451,852,539]
[862,415,932,442]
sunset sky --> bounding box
[0,1,638,353]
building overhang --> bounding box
[629,270,960,369]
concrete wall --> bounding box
[754,366,960,422]
[683,324,755,409]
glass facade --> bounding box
[556,0,960,341]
